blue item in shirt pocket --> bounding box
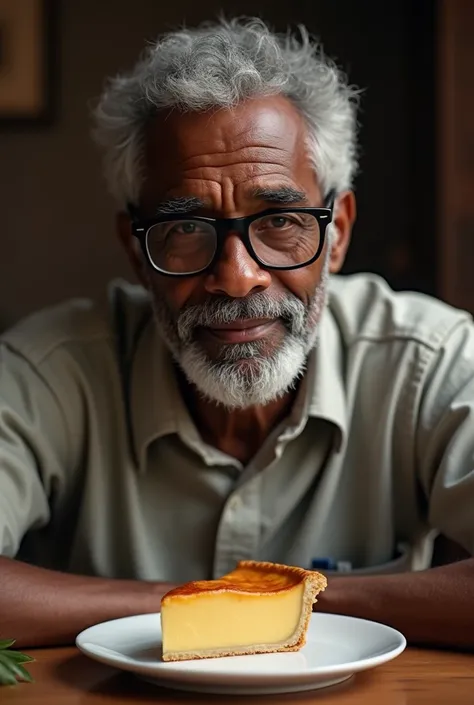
[311,558,352,572]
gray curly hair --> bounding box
[93,17,360,207]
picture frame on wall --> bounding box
[0,0,56,125]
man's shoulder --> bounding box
[0,280,152,366]
[328,273,472,350]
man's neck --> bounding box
[178,374,298,465]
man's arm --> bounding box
[0,556,175,647]
[0,336,175,648]
[318,558,474,649]
[330,318,474,650]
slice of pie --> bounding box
[160,560,327,662]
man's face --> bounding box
[121,96,352,408]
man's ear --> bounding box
[116,211,149,288]
[328,190,356,273]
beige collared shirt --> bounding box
[1,273,473,581]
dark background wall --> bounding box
[0,0,436,329]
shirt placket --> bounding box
[212,473,262,578]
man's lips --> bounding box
[198,318,279,343]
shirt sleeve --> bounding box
[0,344,72,557]
[417,319,474,556]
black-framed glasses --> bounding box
[128,192,335,277]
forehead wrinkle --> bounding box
[168,178,224,211]
[180,163,293,185]
[180,145,291,169]
[233,172,299,191]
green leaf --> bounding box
[1,651,34,664]
[0,660,33,684]
[0,649,35,686]
[0,640,15,650]
[0,660,17,686]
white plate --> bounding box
[76,612,406,695]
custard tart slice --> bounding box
[161,560,327,662]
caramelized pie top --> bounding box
[162,560,327,601]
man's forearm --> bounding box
[319,558,474,649]
[0,557,175,648]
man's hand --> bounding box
[315,558,474,650]
[0,557,175,648]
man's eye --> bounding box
[174,222,197,234]
[269,216,290,228]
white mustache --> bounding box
[177,292,308,343]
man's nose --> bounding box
[204,233,272,298]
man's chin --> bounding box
[183,341,272,372]
[176,337,308,410]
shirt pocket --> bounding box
[322,542,413,577]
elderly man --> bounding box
[1,17,473,650]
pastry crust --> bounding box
[161,561,327,662]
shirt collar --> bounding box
[130,319,185,472]
[130,304,347,471]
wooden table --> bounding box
[1,647,473,704]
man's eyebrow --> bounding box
[154,196,205,215]
[252,187,308,205]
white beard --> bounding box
[150,246,331,410]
